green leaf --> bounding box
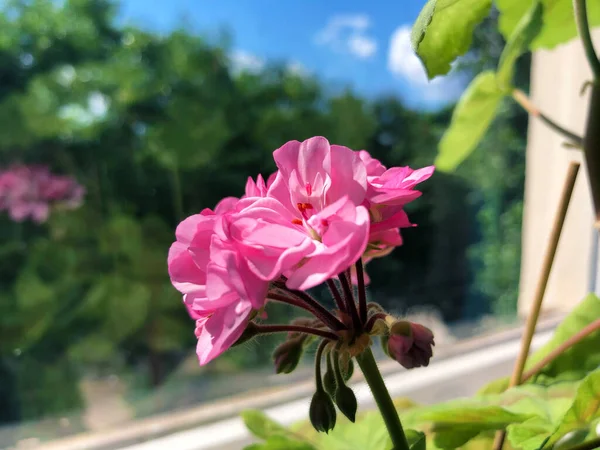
[497,0,600,50]
[243,436,316,450]
[496,0,544,90]
[479,293,600,394]
[434,71,504,171]
[406,429,426,450]
[241,410,291,440]
[525,293,600,384]
[315,411,391,450]
[411,0,493,78]
[405,400,534,448]
[507,416,554,450]
[545,369,600,447]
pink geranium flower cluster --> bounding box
[168,136,434,366]
[0,164,85,223]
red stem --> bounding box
[254,324,339,341]
[338,271,362,331]
[286,288,347,331]
[355,259,367,323]
[326,279,346,312]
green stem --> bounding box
[564,436,600,450]
[573,0,600,80]
[357,348,409,450]
[355,259,368,323]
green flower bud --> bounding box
[309,390,337,433]
[342,358,354,382]
[272,337,304,374]
[323,356,337,397]
[334,384,358,423]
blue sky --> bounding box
[118,0,465,109]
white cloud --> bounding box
[388,25,465,104]
[229,50,265,74]
[315,14,377,59]
[286,61,310,77]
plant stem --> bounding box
[315,339,329,391]
[326,279,347,312]
[338,271,362,332]
[268,292,324,316]
[254,324,339,341]
[493,161,581,450]
[357,348,409,450]
[583,85,600,228]
[564,436,600,450]
[522,318,600,383]
[512,90,584,146]
[279,288,347,331]
[573,0,600,80]
[355,259,368,323]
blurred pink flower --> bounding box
[0,164,85,223]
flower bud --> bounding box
[386,321,434,369]
[334,384,358,422]
[341,358,354,382]
[309,390,337,433]
[272,337,304,374]
[323,357,337,397]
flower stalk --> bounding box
[356,347,409,450]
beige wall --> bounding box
[518,30,600,315]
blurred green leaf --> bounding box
[497,0,600,50]
[406,429,426,450]
[243,436,316,450]
[545,369,600,447]
[525,293,600,384]
[496,1,543,90]
[241,410,294,441]
[411,0,492,79]
[435,71,504,171]
[315,411,392,450]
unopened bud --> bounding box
[341,358,354,382]
[334,384,358,422]
[309,389,337,433]
[273,338,304,374]
[386,321,434,369]
[323,357,337,397]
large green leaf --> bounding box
[525,293,600,383]
[496,0,544,90]
[243,436,316,450]
[405,400,534,448]
[411,0,493,79]
[479,293,600,394]
[314,411,392,450]
[434,71,504,172]
[544,369,600,447]
[406,429,426,450]
[497,0,600,50]
[242,410,294,440]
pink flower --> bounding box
[268,136,367,216]
[168,201,269,365]
[386,321,435,369]
[244,173,277,198]
[193,301,254,365]
[0,165,85,223]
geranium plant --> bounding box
[167,0,600,448]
